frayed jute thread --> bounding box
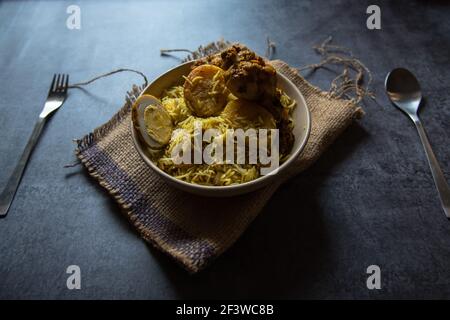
[64,68,147,168]
[75,85,143,152]
[159,36,373,104]
[298,36,374,104]
[160,38,232,62]
[160,37,276,61]
[68,68,148,89]
[64,84,144,168]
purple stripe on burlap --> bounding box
[81,142,217,271]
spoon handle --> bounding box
[412,117,450,218]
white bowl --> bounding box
[131,61,311,197]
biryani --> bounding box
[132,44,296,186]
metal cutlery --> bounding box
[385,68,450,219]
[0,74,69,217]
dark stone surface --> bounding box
[0,0,449,299]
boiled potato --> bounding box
[183,65,228,117]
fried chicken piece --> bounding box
[195,44,277,101]
[279,115,295,155]
[195,44,294,154]
[259,90,295,155]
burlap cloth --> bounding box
[75,60,363,273]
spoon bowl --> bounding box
[385,68,422,117]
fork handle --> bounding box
[413,117,450,219]
[0,117,46,217]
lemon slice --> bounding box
[131,94,173,150]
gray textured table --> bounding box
[0,0,449,299]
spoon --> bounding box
[385,68,450,219]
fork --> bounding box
[0,74,69,217]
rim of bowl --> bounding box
[131,61,311,193]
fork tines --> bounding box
[49,74,69,94]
